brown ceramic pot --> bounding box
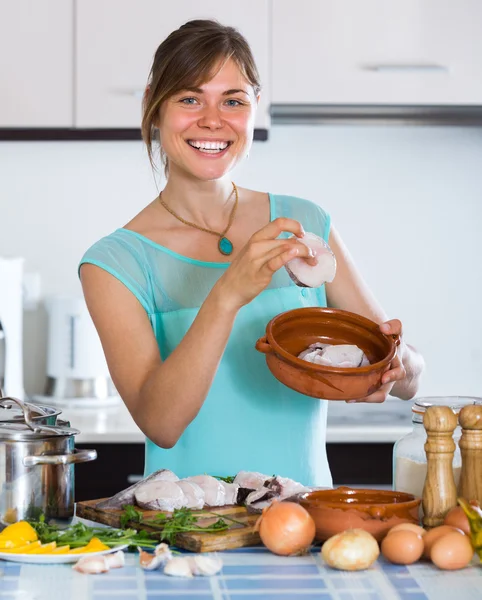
[299,487,421,542]
[255,307,399,400]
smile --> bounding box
[187,140,232,154]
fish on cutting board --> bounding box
[95,470,311,512]
[96,469,179,509]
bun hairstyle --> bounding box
[141,19,261,174]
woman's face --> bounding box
[158,59,259,181]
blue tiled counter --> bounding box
[0,546,480,600]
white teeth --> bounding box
[188,140,229,152]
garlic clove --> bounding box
[189,554,223,576]
[104,550,125,569]
[164,556,194,578]
[73,555,109,574]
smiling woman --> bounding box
[78,19,423,488]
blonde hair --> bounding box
[141,19,261,174]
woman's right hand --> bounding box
[213,217,316,311]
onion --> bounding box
[321,529,380,571]
[255,501,316,556]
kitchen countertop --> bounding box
[32,396,414,445]
[0,543,480,600]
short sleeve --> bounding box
[78,231,155,315]
[271,194,331,243]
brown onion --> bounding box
[255,501,316,556]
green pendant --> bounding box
[218,236,233,256]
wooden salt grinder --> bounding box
[457,404,482,506]
[422,405,458,528]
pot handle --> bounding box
[23,449,97,467]
[255,336,273,354]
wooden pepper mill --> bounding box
[457,404,482,506]
[422,405,458,528]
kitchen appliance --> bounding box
[0,397,96,524]
[0,257,25,400]
[42,295,118,403]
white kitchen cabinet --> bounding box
[272,0,482,105]
[75,1,270,131]
[0,0,73,127]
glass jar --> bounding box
[393,396,481,499]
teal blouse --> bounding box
[79,194,333,487]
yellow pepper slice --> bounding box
[0,521,38,549]
[2,541,41,554]
[68,537,110,554]
[51,545,70,554]
[27,542,57,554]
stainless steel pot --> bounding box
[0,397,63,426]
[0,398,96,524]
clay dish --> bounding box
[255,307,399,400]
[299,486,421,542]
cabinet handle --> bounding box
[362,63,449,73]
[127,474,143,484]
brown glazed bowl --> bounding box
[299,487,421,542]
[255,307,399,400]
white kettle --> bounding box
[44,296,117,400]
[0,257,25,400]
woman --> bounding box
[79,20,424,487]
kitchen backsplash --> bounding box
[0,125,481,399]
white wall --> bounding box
[1,124,481,398]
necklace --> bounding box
[158,182,238,256]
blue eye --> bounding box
[180,97,197,105]
[226,99,243,107]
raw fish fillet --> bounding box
[266,475,310,499]
[185,475,226,506]
[96,469,179,509]
[298,342,329,360]
[233,471,270,489]
[245,474,310,512]
[135,480,186,511]
[219,481,240,505]
[297,344,370,368]
[177,480,205,509]
[316,344,365,368]
[285,232,337,288]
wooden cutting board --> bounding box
[76,499,261,552]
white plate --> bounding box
[0,544,129,564]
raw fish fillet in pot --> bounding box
[255,307,400,400]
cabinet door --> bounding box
[0,0,73,127]
[272,0,482,105]
[76,1,269,130]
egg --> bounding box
[443,506,471,536]
[381,530,424,565]
[430,531,474,570]
[387,523,426,537]
[422,525,463,559]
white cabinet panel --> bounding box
[0,0,73,127]
[273,0,482,105]
[76,1,270,129]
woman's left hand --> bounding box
[346,319,407,404]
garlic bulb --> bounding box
[321,529,379,571]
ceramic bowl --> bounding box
[299,486,421,542]
[255,307,399,400]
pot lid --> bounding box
[0,399,61,423]
[0,421,79,441]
